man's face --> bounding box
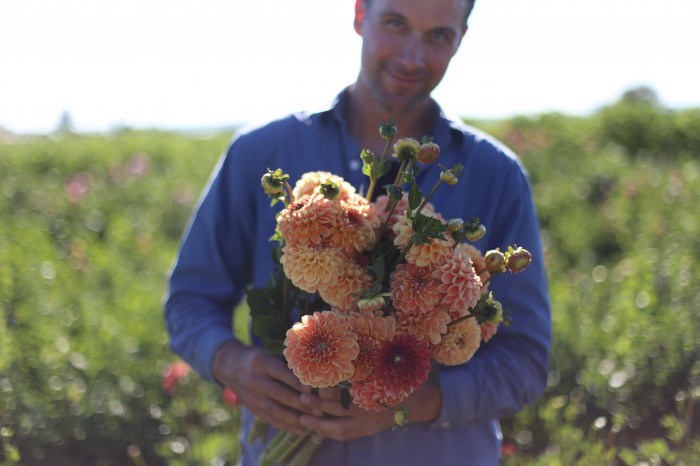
[355,0,468,115]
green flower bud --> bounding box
[447,218,464,233]
[318,179,340,200]
[261,171,284,196]
[357,296,385,313]
[465,224,486,242]
[440,170,459,185]
[394,408,408,429]
[379,119,397,140]
[484,249,506,273]
[360,149,375,164]
[392,138,420,162]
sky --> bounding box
[1,0,699,134]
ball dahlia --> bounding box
[283,311,359,388]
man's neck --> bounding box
[345,84,437,157]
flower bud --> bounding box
[465,224,486,242]
[394,408,408,428]
[440,170,458,185]
[318,179,340,200]
[507,247,532,273]
[357,296,385,313]
[417,142,440,164]
[360,149,375,164]
[392,138,420,162]
[484,249,506,273]
[447,218,464,233]
[481,299,503,325]
[261,171,283,196]
[379,120,397,140]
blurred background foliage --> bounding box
[1,87,698,465]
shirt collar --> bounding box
[322,87,465,150]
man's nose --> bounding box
[397,34,426,69]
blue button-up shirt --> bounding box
[165,89,551,466]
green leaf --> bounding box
[408,182,422,210]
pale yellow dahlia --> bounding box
[280,245,344,293]
[432,318,481,366]
[292,171,356,200]
[277,194,342,247]
[433,247,482,320]
[317,257,373,310]
[346,313,396,383]
[283,311,359,388]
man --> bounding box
[165,0,551,464]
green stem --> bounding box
[285,432,325,466]
[414,179,443,219]
[446,313,476,329]
[365,134,396,201]
[266,431,310,465]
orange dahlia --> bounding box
[433,247,482,320]
[350,378,405,412]
[317,257,373,310]
[395,304,451,345]
[346,313,396,383]
[277,194,342,247]
[326,197,379,253]
[432,318,481,366]
[283,311,359,388]
[457,243,490,293]
[292,171,356,201]
[390,263,441,314]
[280,245,344,293]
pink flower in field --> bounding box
[222,387,240,407]
[434,247,482,320]
[367,334,432,399]
[480,322,499,342]
[127,153,150,177]
[280,245,344,293]
[161,360,191,396]
[292,171,356,200]
[432,318,481,366]
[501,442,518,457]
[64,172,91,204]
[283,311,359,388]
[277,194,341,247]
[346,313,396,383]
[317,257,373,311]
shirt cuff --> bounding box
[194,326,238,384]
[428,366,478,430]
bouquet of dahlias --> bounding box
[246,120,532,466]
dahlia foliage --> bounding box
[247,121,532,466]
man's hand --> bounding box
[296,383,442,441]
[212,340,316,434]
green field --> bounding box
[1,90,699,465]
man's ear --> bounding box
[354,0,365,35]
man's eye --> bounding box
[386,19,406,30]
[429,31,451,43]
